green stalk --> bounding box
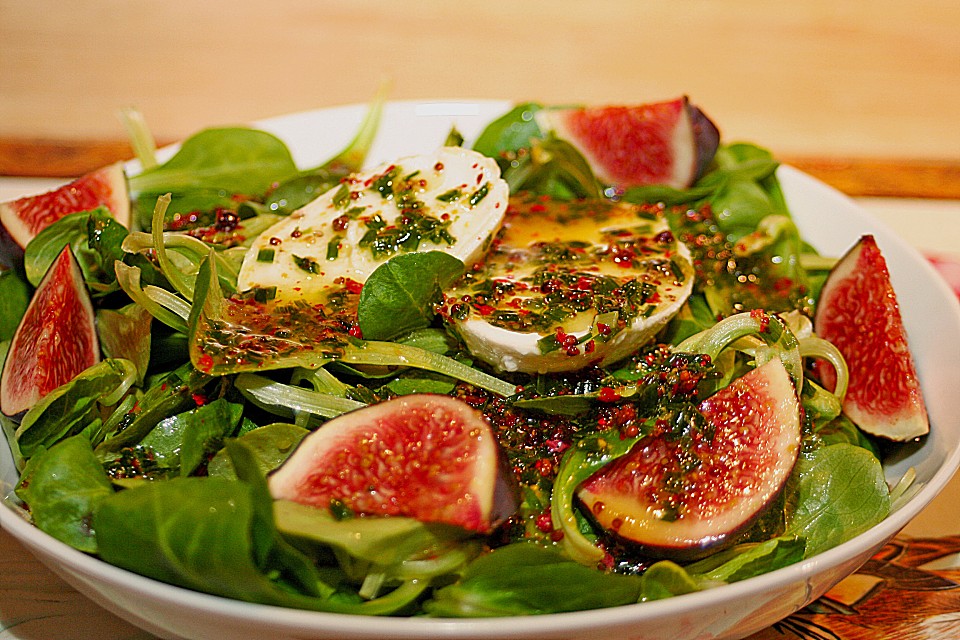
[235,373,366,420]
[114,262,189,333]
[119,106,158,170]
[675,311,803,390]
[342,341,516,397]
[313,81,389,174]
[149,194,196,301]
[798,335,849,401]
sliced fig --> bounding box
[814,235,929,441]
[1,246,100,419]
[0,162,130,267]
[268,394,519,533]
[536,97,720,190]
[577,358,801,560]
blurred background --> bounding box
[0,3,959,636]
[1,1,958,164]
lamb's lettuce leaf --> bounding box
[424,543,643,617]
[785,443,890,557]
[15,434,113,553]
[357,251,465,341]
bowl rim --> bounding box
[2,99,959,638]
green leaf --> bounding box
[637,561,700,602]
[15,359,138,458]
[95,441,426,614]
[23,207,126,292]
[424,543,643,616]
[472,103,543,160]
[444,126,465,147]
[685,536,806,583]
[385,371,457,396]
[311,83,387,175]
[357,251,465,341]
[511,394,593,416]
[95,363,212,454]
[187,253,351,374]
[96,304,153,385]
[86,208,129,280]
[138,398,243,475]
[94,475,330,607]
[395,327,459,355]
[15,435,113,553]
[128,127,299,196]
[257,86,388,216]
[0,268,30,341]
[785,444,890,557]
[208,423,309,479]
[24,210,89,287]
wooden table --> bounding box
[1,2,959,637]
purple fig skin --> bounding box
[0,222,25,270]
[492,447,522,528]
[688,103,721,184]
[577,359,801,562]
[585,490,779,563]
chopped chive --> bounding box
[293,255,321,274]
[256,248,275,263]
[469,182,490,206]
[332,183,350,208]
[253,286,277,303]
[437,188,463,203]
[326,236,342,261]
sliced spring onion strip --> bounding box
[119,107,158,170]
[342,341,516,398]
[798,335,849,401]
[551,432,645,566]
[114,261,189,333]
[235,373,366,419]
[143,286,192,322]
[675,311,803,390]
[99,359,140,406]
[149,194,198,300]
[799,254,838,272]
[889,468,920,513]
[290,366,350,397]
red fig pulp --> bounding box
[1,246,100,418]
[578,358,801,560]
[0,162,129,268]
[269,394,519,533]
[538,97,720,190]
[814,234,929,441]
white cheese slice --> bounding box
[442,197,694,373]
[236,147,509,302]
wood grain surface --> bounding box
[1,0,959,163]
[1,137,957,200]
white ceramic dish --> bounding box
[2,100,959,640]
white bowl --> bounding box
[2,100,959,640]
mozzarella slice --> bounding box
[441,197,694,373]
[237,147,509,302]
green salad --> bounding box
[0,97,915,617]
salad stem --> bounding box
[342,341,516,397]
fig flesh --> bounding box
[536,97,720,190]
[814,234,929,441]
[1,246,100,419]
[0,162,130,268]
[268,394,519,533]
[577,358,801,560]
